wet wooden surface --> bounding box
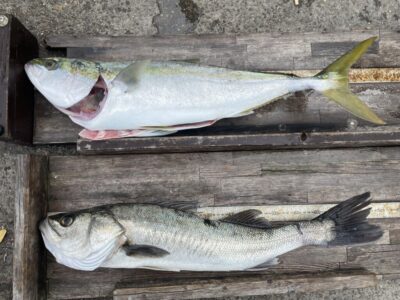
[46,146,400,299]
[34,30,400,149]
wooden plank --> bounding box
[390,229,400,244]
[49,147,400,209]
[0,14,38,143]
[344,244,400,275]
[112,271,378,300]
[77,125,400,155]
[47,30,385,71]
[13,154,48,300]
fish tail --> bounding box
[312,192,383,246]
[313,37,385,125]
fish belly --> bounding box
[73,72,310,130]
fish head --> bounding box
[40,208,126,271]
[25,58,108,120]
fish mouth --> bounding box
[59,75,108,121]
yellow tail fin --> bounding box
[316,37,385,125]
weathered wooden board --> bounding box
[0,14,38,144]
[45,146,400,299]
[34,30,400,149]
[49,147,400,210]
[13,155,48,300]
[77,125,400,155]
[113,271,379,300]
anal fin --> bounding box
[246,258,280,271]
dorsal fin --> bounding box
[220,209,271,229]
[112,60,149,92]
[152,201,197,212]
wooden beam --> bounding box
[0,15,38,144]
[13,154,48,300]
[113,271,379,300]
[77,125,400,155]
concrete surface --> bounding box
[1,0,400,299]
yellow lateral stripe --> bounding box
[197,202,400,222]
[273,68,400,83]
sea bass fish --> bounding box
[40,192,381,271]
[25,37,384,140]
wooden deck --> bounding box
[9,28,400,299]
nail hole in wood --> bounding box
[300,132,307,142]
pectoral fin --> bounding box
[112,60,150,93]
[123,243,170,258]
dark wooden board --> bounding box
[112,271,379,300]
[0,15,38,144]
[13,154,48,300]
[77,125,400,155]
[48,147,400,211]
[34,30,400,151]
[45,147,400,299]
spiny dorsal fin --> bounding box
[220,209,271,229]
[123,243,170,258]
[112,60,149,93]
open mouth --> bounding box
[60,76,108,120]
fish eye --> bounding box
[59,214,75,227]
[44,59,58,71]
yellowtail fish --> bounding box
[25,37,384,140]
[40,193,381,271]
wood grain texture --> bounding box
[13,154,48,300]
[113,271,378,300]
[77,125,400,155]
[35,30,400,147]
[49,147,400,210]
[46,30,382,70]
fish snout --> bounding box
[25,62,45,80]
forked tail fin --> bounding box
[313,192,383,246]
[315,37,385,125]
